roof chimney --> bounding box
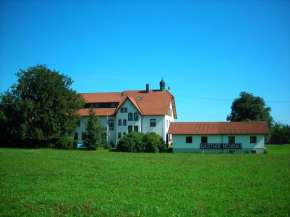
[146,84,149,93]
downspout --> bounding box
[106,115,109,142]
[162,117,165,142]
[140,115,142,133]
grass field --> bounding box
[0,145,289,216]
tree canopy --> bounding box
[271,122,290,144]
[227,91,273,139]
[0,64,84,147]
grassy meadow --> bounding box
[0,145,289,216]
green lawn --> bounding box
[0,145,289,216]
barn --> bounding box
[168,122,269,154]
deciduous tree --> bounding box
[0,64,85,147]
[227,91,273,141]
[271,122,290,144]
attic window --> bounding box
[121,107,127,113]
[138,97,142,100]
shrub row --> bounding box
[116,132,167,153]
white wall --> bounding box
[141,116,164,139]
[115,99,141,141]
[76,99,173,145]
[173,134,265,153]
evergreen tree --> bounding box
[84,107,103,150]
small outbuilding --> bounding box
[168,122,269,154]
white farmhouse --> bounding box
[168,122,269,154]
[75,79,177,146]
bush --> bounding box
[117,132,145,152]
[102,141,112,149]
[143,132,167,153]
[58,136,74,149]
[116,132,167,153]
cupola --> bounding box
[160,78,166,91]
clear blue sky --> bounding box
[0,0,289,124]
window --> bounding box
[150,119,156,127]
[128,113,133,121]
[118,132,121,139]
[201,136,207,143]
[134,113,139,121]
[118,119,122,126]
[128,126,132,132]
[121,107,127,113]
[250,136,257,143]
[108,119,114,131]
[74,132,78,140]
[78,120,81,127]
[111,103,116,108]
[123,132,126,136]
[134,126,138,132]
[123,119,127,126]
[228,136,235,144]
[186,136,192,143]
[82,133,86,140]
[94,103,99,108]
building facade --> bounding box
[168,122,269,154]
[75,79,177,146]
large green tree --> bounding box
[0,64,84,147]
[84,107,104,150]
[227,91,273,140]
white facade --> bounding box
[76,98,174,146]
[173,134,265,154]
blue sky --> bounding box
[0,0,289,124]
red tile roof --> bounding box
[78,108,116,116]
[168,122,269,135]
[79,89,177,118]
[80,92,121,103]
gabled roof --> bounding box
[115,96,143,115]
[79,89,177,118]
[168,122,269,135]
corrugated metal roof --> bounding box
[168,122,269,135]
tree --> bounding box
[84,107,103,150]
[0,64,85,147]
[227,91,273,140]
[271,122,290,144]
